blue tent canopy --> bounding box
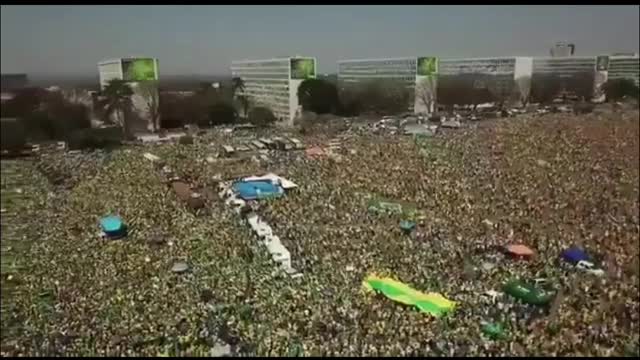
[232,180,284,201]
[561,247,590,264]
[100,215,127,238]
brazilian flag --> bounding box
[363,274,456,317]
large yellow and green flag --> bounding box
[363,275,456,317]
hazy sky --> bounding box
[1,5,639,77]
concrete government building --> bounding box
[231,56,317,126]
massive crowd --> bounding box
[1,109,638,356]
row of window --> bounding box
[231,61,289,68]
[339,66,415,72]
[231,67,289,73]
[244,92,290,101]
[243,81,289,88]
[339,72,417,77]
[440,59,515,65]
[339,68,416,74]
[533,62,596,68]
[532,68,597,74]
[608,66,640,72]
[241,76,288,82]
[339,74,416,80]
[245,95,290,108]
[339,59,416,67]
[439,64,515,70]
[243,83,289,91]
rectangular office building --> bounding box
[530,56,597,102]
[337,57,417,85]
[436,57,519,107]
[231,56,316,125]
[607,55,640,86]
[337,57,417,112]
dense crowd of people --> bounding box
[1,110,638,356]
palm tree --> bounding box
[231,77,250,118]
[99,79,134,139]
[231,77,245,98]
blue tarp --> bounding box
[561,247,590,264]
[232,180,284,201]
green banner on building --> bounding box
[290,58,316,80]
[122,58,157,81]
[417,57,438,76]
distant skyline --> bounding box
[1,5,639,78]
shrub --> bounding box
[336,86,363,116]
[178,135,194,145]
[530,73,596,104]
[0,118,27,153]
[45,98,91,139]
[297,79,340,114]
[66,129,93,150]
[159,93,190,129]
[207,102,237,127]
[437,74,511,109]
[530,75,564,104]
[22,111,55,141]
[2,89,91,141]
[602,78,640,102]
[0,88,50,118]
[66,127,123,150]
[248,106,276,127]
[339,79,412,116]
[573,102,595,115]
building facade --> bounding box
[97,58,160,133]
[607,55,640,87]
[337,52,637,114]
[337,57,417,85]
[231,56,316,125]
[434,57,519,109]
[530,56,597,101]
[337,57,417,112]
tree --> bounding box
[602,78,640,102]
[1,118,26,154]
[207,103,237,127]
[297,78,340,114]
[230,77,250,118]
[248,106,276,127]
[231,77,245,98]
[99,79,134,139]
[359,79,413,115]
[43,93,91,139]
[137,80,161,132]
[0,87,49,118]
[2,88,90,141]
[415,77,437,114]
[530,75,563,104]
[236,95,250,119]
[515,76,532,107]
[159,93,188,129]
[336,84,363,117]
